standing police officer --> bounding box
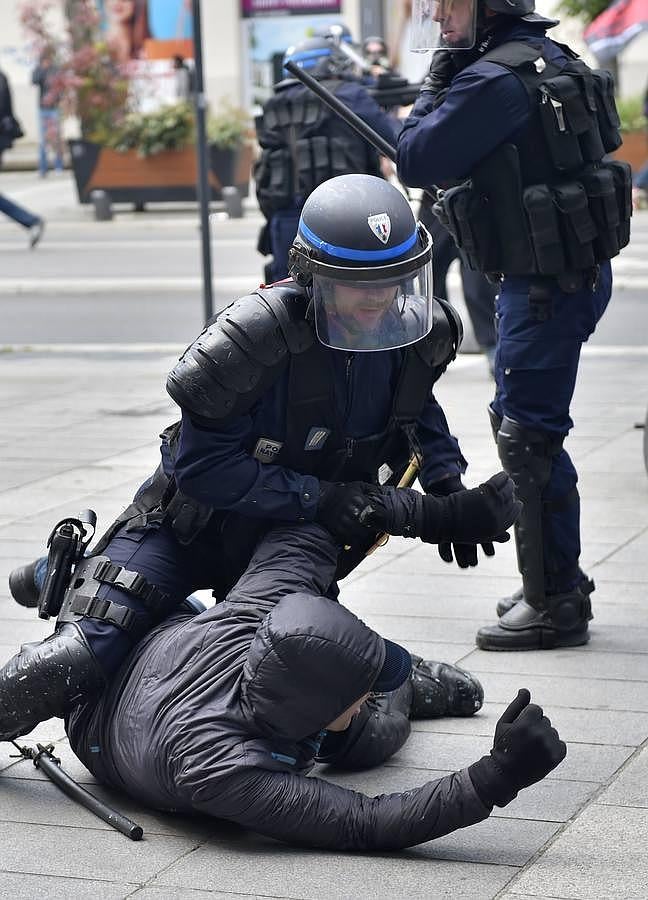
[397,0,632,649]
[254,35,398,282]
[0,174,515,743]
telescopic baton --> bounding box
[10,741,143,841]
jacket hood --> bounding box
[240,593,385,741]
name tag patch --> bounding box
[253,437,283,463]
[304,427,331,451]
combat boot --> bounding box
[0,624,105,742]
[476,591,591,651]
[409,655,483,718]
[496,574,595,618]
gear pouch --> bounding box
[605,159,632,249]
[591,68,622,152]
[539,78,588,172]
[441,181,494,271]
[522,184,567,274]
[579,166,620,261]
[552,182,597,270]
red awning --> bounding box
[584,0,648,60]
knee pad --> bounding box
[317,683,412,771]
[487,405,502,444]
[496,416,563,502]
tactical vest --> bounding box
[436,41,632,285]
[254,79,380,217]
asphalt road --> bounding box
[1,172,647,346]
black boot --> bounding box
[476,592,591,651]
[496,574,595,618]
[8,558,44,609]
[409,655,483,718]
[0,624,105,742]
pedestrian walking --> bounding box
[31,49,64,177]
[0,66,44,248]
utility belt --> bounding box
[437,155,631,287]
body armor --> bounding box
[254,78,381,218]
[436,41,632,284]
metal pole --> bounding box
[192,0,214,322]
[10,741,143,840]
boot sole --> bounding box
[476,628,590,651]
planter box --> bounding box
[612,130,648,172]
[68,139,253,205]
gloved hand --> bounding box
[421,50,457,107]
[467,689,567,808]
[363,472,521,545]
[315,481,375,545]
[426,476,506,569]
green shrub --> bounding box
[616,95,648,133]
[110,102,195,157]
[207,101,250,150]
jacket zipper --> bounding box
[344,354,354,457]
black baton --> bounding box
[285,60,397,162]
[10,741,143,841]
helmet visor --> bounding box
[313,260,434,352]
[410,0,477,50]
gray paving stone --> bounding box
[131,890,270,900]
[597,746,648,808]
[512,804,648,899]
[391,731,633,784]
[0,821,196,882]
[155,836,519,899]
[0,873,132,899]
[462,647,648,681]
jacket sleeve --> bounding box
[336,81,400,146]
[172,410,319,521]
[397,64,529,187]
[415,390,467,490]
[189,766,491,850]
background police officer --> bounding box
[1,175,509,743]
[254,34,398,283]
[397,0,631,649]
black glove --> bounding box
[427,476,501,569]
[468,689,567,808]
[421,50,456,108]
[315,481,375,545]
[363,472,521,545]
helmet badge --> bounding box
[367,213,391,245]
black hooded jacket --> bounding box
[67,525,489,850]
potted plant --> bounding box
[20,0,254,208]
[613,94,648,173]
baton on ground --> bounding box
[10,740,143,840]
[284,60,397,163]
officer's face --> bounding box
[332,283,398,332]
[432,0,474,45]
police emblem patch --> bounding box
[367,213,391,245]
[304,427,331,451]
[253,437,283,463]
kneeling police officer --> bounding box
[0,174,513,743]
[397,0,632,650]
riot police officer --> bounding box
[396,0,632,649]
[0,174,516,743]
[254,35,398,282]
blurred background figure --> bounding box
[254,33,398,283]
[362,35,392,77]
[104,0,151,64]
[172,53,193,100]
[0,65,44,248]
[31,48,63,178]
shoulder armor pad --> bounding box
[166,284,314,423]
[415,297,463,369]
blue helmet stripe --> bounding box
[299,220,418,262]
[286,48,332,68]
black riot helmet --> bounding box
[289,174,434,352]
[282,36,353,80]
[484,0,558,25]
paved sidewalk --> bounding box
[0,336,647,898]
